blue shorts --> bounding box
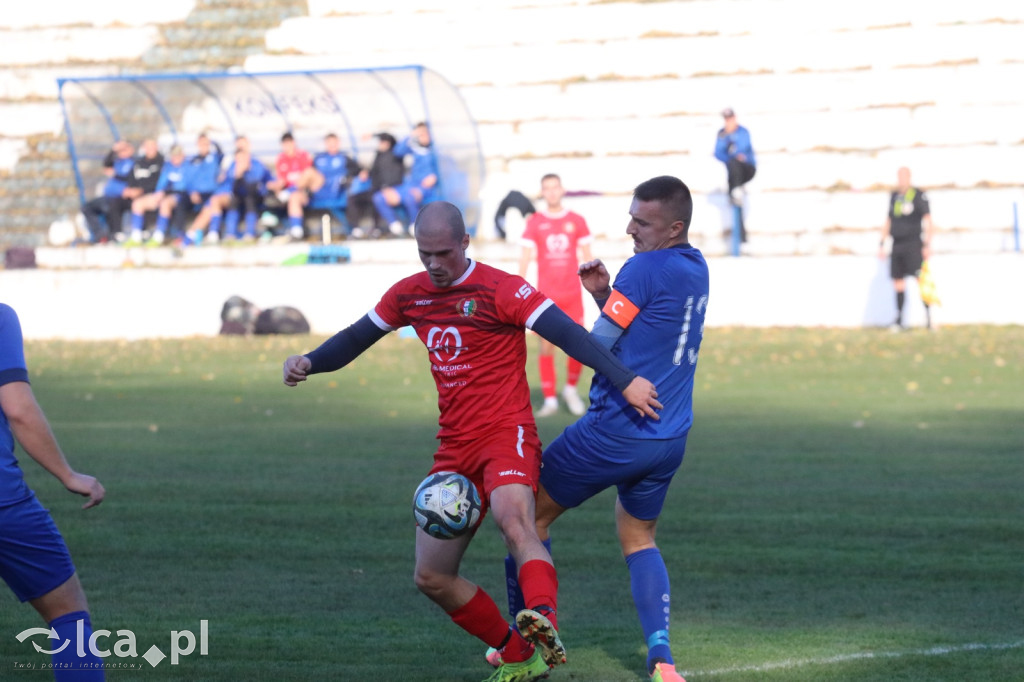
[539,417,688,521]
[0,495,76,602]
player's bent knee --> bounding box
[412,565,453,598]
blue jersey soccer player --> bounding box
[499,176,708,682]
[0,304,106,680]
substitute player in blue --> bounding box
[0,304,106,680]
[500,176,707,682]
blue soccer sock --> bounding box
[225,209,240,238]
[626,547,673,672]
[372,191,397,224]
[49,611,105,680]
[503,537,550,619]
[289,215,303,230]
[208,214,222,238]
[155,214,169,235]
[244,211,258,237]
[130,212,144,232]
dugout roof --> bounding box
[57,66,485,232]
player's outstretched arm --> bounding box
[0,382,105,509]
[283,314,389,386]
[531,304,661,419]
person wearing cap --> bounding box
[714,108,757,242]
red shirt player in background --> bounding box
[267,131,312,200]
[519,173,593,418]
[283,201,661,681]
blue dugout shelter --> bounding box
[57,66,485,234]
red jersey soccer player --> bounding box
[519,174,593,418]
[267,132,312,200]
[283,202,661,682]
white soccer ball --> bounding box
[413,471,482,539]
[48,218,77,246]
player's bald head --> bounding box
[415,202,466,243]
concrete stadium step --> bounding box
[3,2,195,30]
[0,26,161,68]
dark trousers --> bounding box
[81,195,132,241]
[346,190,381,230]
[726,158,756,243]
[726,157,756,193]
[230,181,263,214]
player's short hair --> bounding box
[540,173,561,185]
[634,176,693,228]
[281,132,294,143]
[416,201,466,242]
[324,132,338,140]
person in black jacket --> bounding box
[346,132,406,237]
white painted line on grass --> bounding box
[681,639,1024,678]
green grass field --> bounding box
[1,326,1022,681]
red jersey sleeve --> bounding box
[371,279,410,330]
[493,272,551,328]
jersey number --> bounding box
[672,295,708,366]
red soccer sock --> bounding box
[500,629,535,664]
[518,559,559,629]
[539,354,556,399]
[448,587,515,649]
[566,357,583,387]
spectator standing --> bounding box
[282,201,663,682]
[0,303,107,680]
[518,173,593,417]
[878,166,935,331]
[80,140,135,242]
[714,107,756,243]
[373,122,440,237]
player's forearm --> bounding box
[531,306,636,391]
[6,394,74,485]
[305,314,388,374]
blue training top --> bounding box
[0,304,33,505]
[585,244,710,439]
[714,124,757,168]
[185,151,222,195]
[155,159,188,193]
[393,136,439,188]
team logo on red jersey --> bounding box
[427,326,463,363]
[455,298,477,318]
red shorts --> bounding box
[431,423,542,517]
